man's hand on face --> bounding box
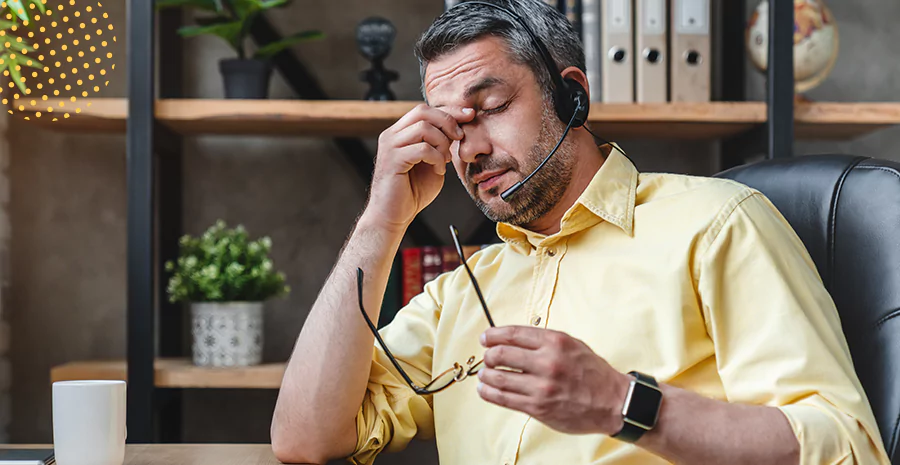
[366,104,475,232]
[478,326,632,436]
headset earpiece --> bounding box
[556,77,589,128]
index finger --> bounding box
[394,104,473,141]
[480,325,545,350]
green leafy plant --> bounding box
[156,0,323,60]
[0,0,46,94]
[165,220,290,303]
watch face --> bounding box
[624,382,663,428]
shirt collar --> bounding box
[496,144,638,254]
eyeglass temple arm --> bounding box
[356,268,432,395]
[450,225,496,328]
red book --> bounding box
[441,246,461,272]
[401,248,423,306]
[421,246,443,286]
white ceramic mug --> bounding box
[52,380,126,465]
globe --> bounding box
[746,0,839,94]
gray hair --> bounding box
[414,0,585,102]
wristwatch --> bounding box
[611,371,663,443]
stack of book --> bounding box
[400,245,488,306]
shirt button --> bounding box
[531,315,542,326]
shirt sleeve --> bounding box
[347,272,449,465]
[696,191,890,465]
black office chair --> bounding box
[716,155,900,463]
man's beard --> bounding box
[464,102,576,226]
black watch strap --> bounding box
[611,371,660,443]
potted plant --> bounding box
[157,0,323,99]
[165,220,290,367]
[0,0,48,97]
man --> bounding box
[271,1,889,463]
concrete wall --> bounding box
[6,1,900,464]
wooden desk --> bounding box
[126,445,281,464]
[3,445,288,465]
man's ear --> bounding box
[560,66,590,102]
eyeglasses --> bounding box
[356,225,495,395]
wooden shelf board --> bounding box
[16,99,900,141]
[51,359,285,389]
[794,102,900,139]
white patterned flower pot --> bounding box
[191,302,263,367]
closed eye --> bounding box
[482,101,510,115]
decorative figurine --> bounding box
[357,17,399,101]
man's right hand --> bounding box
[365,104,475,231]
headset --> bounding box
[453,0,628,202]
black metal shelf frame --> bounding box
[124,0,795,442]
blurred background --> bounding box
[1,0,899,464]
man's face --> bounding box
[424,37,576,226]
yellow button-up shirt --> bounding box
[350,149,889,465]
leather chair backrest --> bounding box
[716,155,900,462]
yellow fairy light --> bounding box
[81,91,87,97]
[87,73,93,80]
[76,79,82,85]
[69,96,75,102]
[2,70,7,76]
[91,18,96,24]
[1,99,5,104]
[75,108,80,113]
[41,95,47,100]
[48,78,54,84]
[51,21,56,27]
[29,99,35,105]
[102,12,107,18]
[37,83,42,89]
[49,50,55,56]
[17,105,22,111]
[86,6,91,11]
[92,85,98,92]
[72,39,78,45]
[85,34,90,40]
[53,89,58,95]
[67,28,73,34]
[77,52,83,58]
[74,11,80,17]
[107,24,112,30]
[64,113,69,118]
[35,112,40,117]
[101,41,106,47]
[99,69,105,76]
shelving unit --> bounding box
[41,0,900,443]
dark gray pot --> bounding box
[219,58,272,99]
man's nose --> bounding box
[456,123,491,164]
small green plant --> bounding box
[0,0,47,95]
[156,0,323,60]
[165,220,290,303]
